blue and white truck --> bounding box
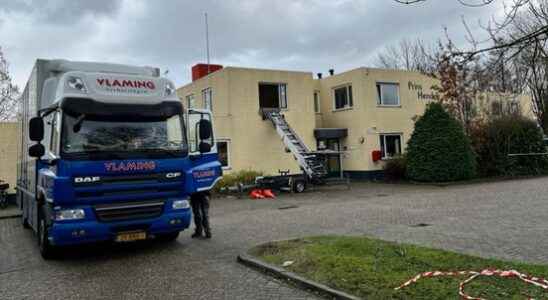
[17,59,221,259]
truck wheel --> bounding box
[21,215,30,229]
[38,209,56,260]
[293,180,306,193]
[157,232,179,242]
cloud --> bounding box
[0,0,499,88]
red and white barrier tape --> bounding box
[395,269,548,300]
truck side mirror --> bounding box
[29,144,45,158]
[198,119,212,140]
[199,142,212,153]
[29,117,44,142]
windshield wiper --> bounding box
[141,148,184,158]
[73,114,86,133]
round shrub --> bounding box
[406,102,476,182]
[383,156,407,182]
[476,116,548,176]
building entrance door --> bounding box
[317,138,342,177]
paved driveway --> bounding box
[1,177,548,299]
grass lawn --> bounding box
[250,236,548,299]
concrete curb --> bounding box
[0,213,22,220]
[237,253,361,300]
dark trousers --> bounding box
[191,193,210,234]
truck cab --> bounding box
[17,60,221,258]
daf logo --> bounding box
[74,176,101,183]
[165,172,182,179]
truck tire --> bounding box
[157,232,179,242]
[38,208,56,260]
[293,180,306,193]
[21,215,30,229]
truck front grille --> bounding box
[94,200,165,222]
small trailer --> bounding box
[256,170,309,193]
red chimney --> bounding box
[192,63,223,81]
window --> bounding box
[186,94,195,109]
[279,84,287,109]
[216,140,230,169]
[49,111,60,154]
[377,83,400,106]
[258,83,287,109]
[202,88,212,111]
[333,85,353,110]
[380,134,402,159]
[509,101,520,115]
[62,114,187,156]
[491,101,503,115]
[314,91,321,113]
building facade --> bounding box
[179,65,534,179]
[0,122,19,193]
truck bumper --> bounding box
[48,209,191,246]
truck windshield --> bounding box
[61,113,187,159]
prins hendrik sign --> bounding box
[408,81,440,101]
[96,78,156,95]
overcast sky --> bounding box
[0,0,502,88]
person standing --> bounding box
[190,192,211,239]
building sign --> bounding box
[408,81,439,101]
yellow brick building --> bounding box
[178,65,535,179]
[0,122,19,193]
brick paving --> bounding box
[1,177,548,299]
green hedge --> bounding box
[474,116,548,176]
[383,155,407,182]
[406,103,476,182]
[213,169,263,193]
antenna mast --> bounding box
[205,12,211,75]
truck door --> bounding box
[185,109,221,192]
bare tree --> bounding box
[393,0,545,59]
[487,1,548,131]
[395,0,548,132]
[0,47,19,121]
[434,41,486,132]
[375,38,439,74]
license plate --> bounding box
[115,231,147,242]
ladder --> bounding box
[262,109,328,180]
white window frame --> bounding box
[258,82,288,110]
[379,133,403,160]
[216,139,231,170]
[202,88,212,111]
[186,94,195,109]
[376,82,401,107]
[278,83,288,110]
[332,84,353,111]
[314,90,321,114]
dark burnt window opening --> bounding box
[259,83,287,109]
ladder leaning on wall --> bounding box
[261,109,328,181]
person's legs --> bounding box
[190,195,203,238]
[200,194,211,238]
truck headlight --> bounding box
[172,199,190,210]
[55,209,86,221]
